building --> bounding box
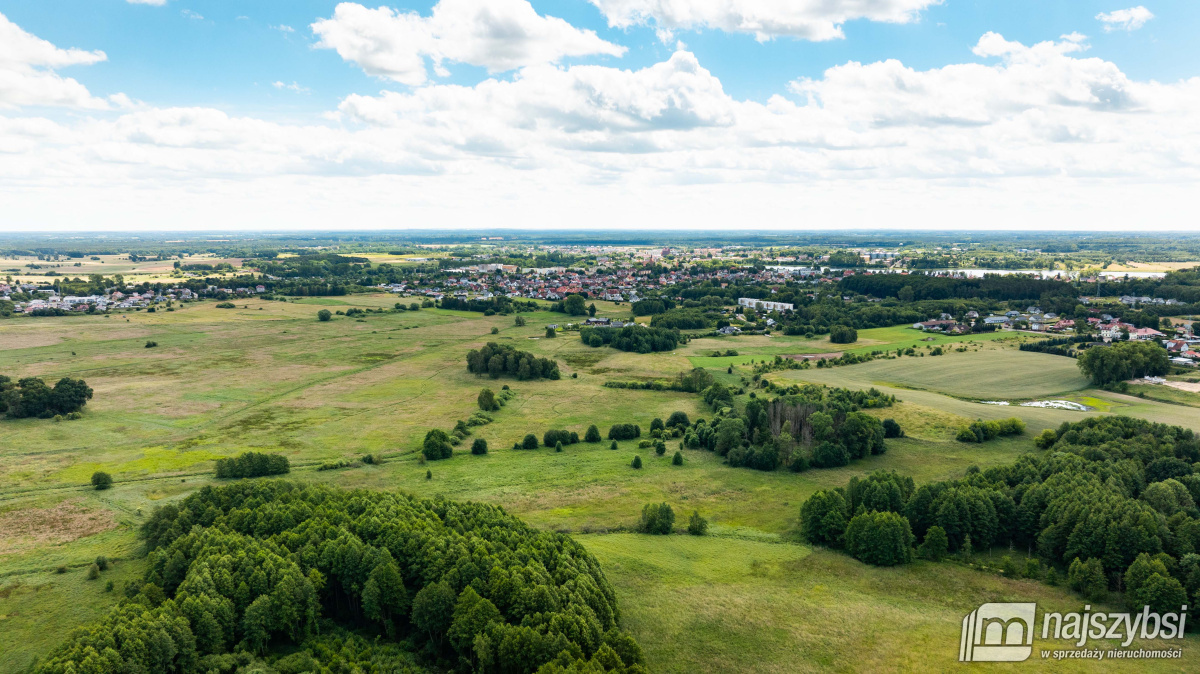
[738,298,793,312]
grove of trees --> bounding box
[38,481,646,673]
[466,342,561,381]
[214,452,290,479]
[0,375,92,419]
[580,326,681,353]
[1077,340,1169,386]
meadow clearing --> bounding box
[1,297,1198,671]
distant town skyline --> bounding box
[0,1,1196,230]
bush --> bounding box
[672,451,684,466]
[215,452,291,478]
[421,429,453,461]
[144,340,158,348]
[471,438,488,455]
[687,511,708,535]
[1034,428,1057,449]
[639,503,675,534]
[86,563,100,580]
[654,441,666,456]
[829,325,858,344]
[882,418,904,439]
[631,455,643,469]
[610,440,618,450]
[608,423,641,441]
[585,425,601,442]
[215,302,236,308]
[95,556,109,571]
[545,327,557,338]
[543,429,577,447]
[666,411,690,429]
[317,309,332,321]
[555,441,563,453]
[844,511,914,566]
[522,433,539,450]
[91,471,113,490]
[955,417,1025,443]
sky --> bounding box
[0,1,1197,231]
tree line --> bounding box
[466,343,561,381]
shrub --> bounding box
[87,563,100,580]
[672,451,684,466]
[799,489,849,547]
[95,556,109,571]
[317,309,332,321]
[650,418,664,433]
[882,418,903,439]
[610,440,618,450]
[631,455,643,469]
[144,340,158,348]
[361,454,379,465]
[687,511,708,535]
[545,327,557,338]
[490,327,499,334]
[585,425,602,442]
[654,441,666,456]
[543,429,577,447]
[91,471,113,490]
[521,433,539,450]
[104,580,114,592]
[1034,428,1057,449]
[665,411,690,429]
[421,429,453,461]
[638,503,674,534]
[608,423,641,441]
[555,441,563,453]
[471,438,488,455]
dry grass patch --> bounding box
[0,500,116,556]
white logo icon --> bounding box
[960,603,1037,662]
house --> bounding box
[1128,327,1166,341]
[983,316,1009,326]
[738,298,793,312]
[1164,340,1187,353]
[718,326,741,335]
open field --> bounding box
[2,298,1199,671]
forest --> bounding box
[801,416,1200,616]
[37,482,645,674]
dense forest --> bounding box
[37,482,645,674]
[801,416,1200,617]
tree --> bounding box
[672,451,684,466]
[845,511,914,566]
[714,417,745,456]
[587,303,597,317]
[610,440,618,450]
[898,286,915,303]
[477,388,499,411]
[422,429,453,460]
[1077,340,1169,386]
[882,419,903,439]
[448,586,501,657]
[811,440,849,468]
[687,511,708,535]
[91,471,113,490]
[563,294,587,316]
[471,438,488,455]
[654,441,666,456]
[411,580,457,645]
[666,411,690,429]
[639,503,675,534]
[800,489,849,547]
[1067,557,1108,601]
[555,440,563,453]
[585,425,601,443]
[650,418,664,433]
[87,563,100,580]
[522,433,539,450]
[918,525,949,561]
[490,327,499,334]
[317,309,332,321]
[545,327,557,338]
[631,455,643,469]
[829,325,858,344]
[514,315,526,326]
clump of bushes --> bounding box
[955,417,1025,443]
[91,471,113,490]
[608,423,641,441]
[421,429,453,460]
[215,302,236,308]
[317,460,353,471]
[471,438,488,455]
[215,452,290,478]
[638,503,674,534]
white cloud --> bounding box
[273,81,310,93]
[181,9,203,21]
[589,0,942,42]
[312,0,627,86]
[272,24,295,33]
[0,12,111,109]
[127,0,168,5]
[2,27,1199,230]
[1096,6,1154,32]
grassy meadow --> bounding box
[2,297,1199,671]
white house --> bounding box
[738,298,793,312]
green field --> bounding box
[2,299,1198,672]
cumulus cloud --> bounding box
[1,21,1198,230]
[312,0,626,86]
[0,12,110,108]
[1096,6,1154,32]
[588,0,942,42]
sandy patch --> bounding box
[0,500,117,555]
[1165,381,1200,394]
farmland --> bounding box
[2,297,1199,672]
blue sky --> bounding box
[3,1,1195,112]
[0,1,1197,230]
